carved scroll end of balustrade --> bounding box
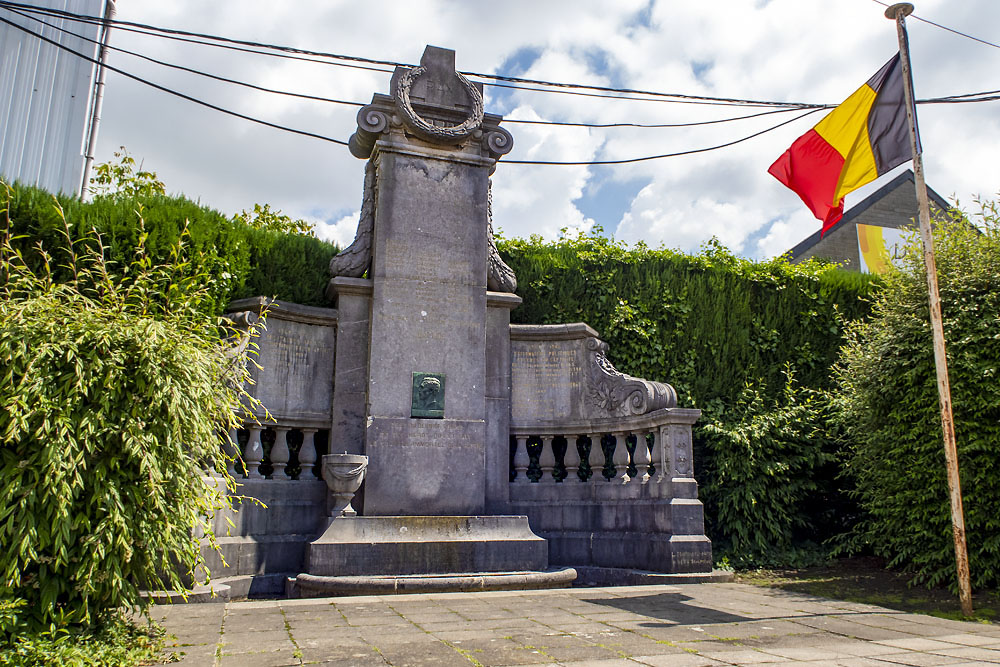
[585,338,677,417]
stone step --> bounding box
[293,567,578,598]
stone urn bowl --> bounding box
[322,453,368,517]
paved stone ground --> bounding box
[151,583,1000,666]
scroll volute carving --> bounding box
[585,338,677,417]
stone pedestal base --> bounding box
[303,515,549,576]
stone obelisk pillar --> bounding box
[329,45,514,516]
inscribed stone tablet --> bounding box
[411,372,445,418]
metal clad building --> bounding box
[0,1,106,196]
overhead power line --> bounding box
[0,15,350,147]
[4,4,825,130]
[504,107,825,165]
[870,0,1000,50]
[5,6,367,109]
[1,2,997,167]
[0,0,825,109]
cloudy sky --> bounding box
[77,0,1000,258]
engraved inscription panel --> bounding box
[252,318,335,419]
[510,340,584,422]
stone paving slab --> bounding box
[150,583,1000,666]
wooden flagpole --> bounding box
[885,2,973,617]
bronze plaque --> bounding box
[411,372,445,418]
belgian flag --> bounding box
[769,53,917,236]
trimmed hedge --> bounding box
[3,182,339,312]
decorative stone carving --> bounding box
[585,338,677,417]
[322,453,368,517]
[346,46,513,163]
[328,159,376,279]
[483,127,514,160]
[486,180,517,293]
[395,64,484,143]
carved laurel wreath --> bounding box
[395,65,485,141]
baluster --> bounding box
[539,435,556,482]
[513,435,530,483]
[564,436,582,482]
[222,427,239,477]
[612,432,631,484]
[243,426,263,479]
[270,426,291,479]
[657,426,668,483]
[635,431,653,484]
[299,428,318,479]
[581,436,593,482]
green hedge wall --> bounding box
[3,182,339,313]
[499,232,878,564]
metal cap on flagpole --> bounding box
[884,3,914,19]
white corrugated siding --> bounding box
[0,1,105,196]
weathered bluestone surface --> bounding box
[357,49,503,517]
[227,297,337,426]
[328,277,372,456]
[305,516,547,576]
[510,323,676,427]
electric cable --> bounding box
[1,2,996,167]
[503,107,825,165]
[0,15,350,147]
[3,5,823,128]
[0,0,825,109]
[4,0,995,112]
[870,0,1000,50]
[4,5,367,109]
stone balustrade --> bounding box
[509,408,698,487]
[224,420,329,481]
[507,407,712,573]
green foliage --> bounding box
[0,184,261,630]
[5,180,337,311]
[835,198,1000,590]
[699,373,841,567]
[499,230,877,565]
[0,600,162,666]
[232,226,339,305]
[234,202,315,236]
[88,146,166,201]
[500,232,876,408]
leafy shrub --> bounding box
[0,184,259,629]
[0,599,162,666]
[699,374,841,567]
[4,180,339,311]
[835,199,1000,589]
[233,225,340,305]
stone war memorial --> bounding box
[211,45,718,598]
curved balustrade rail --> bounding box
[510,408,699,486]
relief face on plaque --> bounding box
[411,372,445,418]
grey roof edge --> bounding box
[784,169,951,262]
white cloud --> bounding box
[90,0,1000,261]
[312,210,361,248]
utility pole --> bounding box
[80,0,116,199]
[885,2,973,618]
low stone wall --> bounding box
[202,479,327,580]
